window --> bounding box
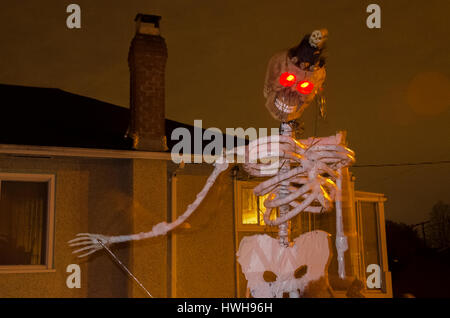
[0,173,55,273]
[355,191,392,296]
[234,180,278,297]
[238,183,277,228]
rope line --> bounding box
[353,160,450,168]
[97,240,153,298]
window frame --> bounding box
[354,191,392,297]
[0,173,55,273]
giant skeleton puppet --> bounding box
[69,29,355,298]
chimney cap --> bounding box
[134,14,161,27]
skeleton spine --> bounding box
[278,122,293,248]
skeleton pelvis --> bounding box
[237,230,332,298]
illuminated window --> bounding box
[241,188,275,226]
[0,173,55,273]
[238,182,277,228]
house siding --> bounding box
[0,157,133,297]
[130,159,168,297]
[0,156,233,298]
[172,165,236,297]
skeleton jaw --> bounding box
[275,98,297,113]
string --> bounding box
[353,160,450,168]
[313,97,318,137]
[97,240,153,298]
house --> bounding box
[0,14,392,298]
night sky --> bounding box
[0,0,449,225]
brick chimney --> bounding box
[128,14,168,151]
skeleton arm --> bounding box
[69,159,229,257]
[68,136,287,257]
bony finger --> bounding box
[68,237,91,243]
[75,233,92,237]
[78,249,99,258]
[69,241,94,247]
[73,245,97,254]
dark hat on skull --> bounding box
[288,29,327,69]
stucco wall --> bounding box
[0,156,233,298]
[172,165,236,297]
[130,159,168,298]
[0,157,133,297]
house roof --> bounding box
[0,83,244,153]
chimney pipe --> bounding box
[128,14,168,151]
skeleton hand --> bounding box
[68,233,112,258]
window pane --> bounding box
[241,187,277,226]
[258,194,276,226]
[241,187,258,224]
[0,181,48,265]
[360,201,381,283]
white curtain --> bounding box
[0,181,47,265]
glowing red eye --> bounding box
[279,72,296,87]
[296,80,314,94]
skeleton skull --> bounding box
[263,50,326,122]
[309,29,327,48]
[237,230,331,298]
